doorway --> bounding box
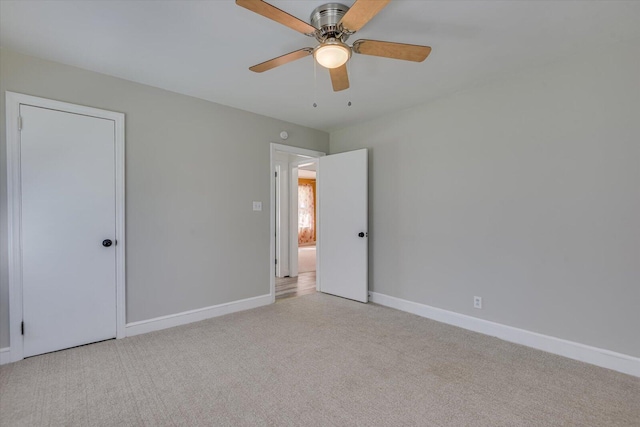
[269,143,369,304]
[297,161,317,276]
[278,160,317,299]
[270,144,324,301]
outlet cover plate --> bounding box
[474,296,482,309]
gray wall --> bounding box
[330,41,640,357]
[0,48,329,348]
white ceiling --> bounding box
[1,1,639,131]
[299,169,316,179]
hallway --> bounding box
[275,272,316,300]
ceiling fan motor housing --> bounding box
[310,3,351,42]
[237,0,431,91]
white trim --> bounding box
[126,294,272,337]
[315,160,322,293]
[369,292,640,377]
[0,348,11,365]
[5,92,126,363]
[269,143,325,302]
[289,165,299,277]
[274,163,288,277]
[270,143,325,159]
[114,107,126,340]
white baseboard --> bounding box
[1,295,272,364]
[0,347,11,365]
[125,294,272,337]
[369,292,640,378]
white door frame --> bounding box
[5,92,126,363]
[269,143,324,302]
[274,162,289,277]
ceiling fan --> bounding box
[236,0,432,92]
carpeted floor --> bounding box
[1,293,638,426]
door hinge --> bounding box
[18,116,23,131]
[21,321,24,335]
[275,259,278,265]
[275,171,278,178]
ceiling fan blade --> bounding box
[249,48,313,73]
[338,0,390,33]
[329,64,350,92]
[236,0,317,35]
[352,39,432,62]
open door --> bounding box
[318,149,368,302]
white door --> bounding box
[20,105,117,357]
[318,149,368,302]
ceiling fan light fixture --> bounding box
[314,40,351,69]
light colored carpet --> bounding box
[1,293,638,426]
[298,245,316,273]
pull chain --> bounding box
[313,57,318,108]
[347,58,352,107]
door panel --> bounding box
[318,149,368,302]
[20,105,117,357]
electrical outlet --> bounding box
[474,296,482,309]
[252,201,262,211]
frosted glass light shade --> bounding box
[314,42,350,69]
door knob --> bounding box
[102,239,113,247]
[358,232,365,238]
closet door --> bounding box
[20,104,117,357]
